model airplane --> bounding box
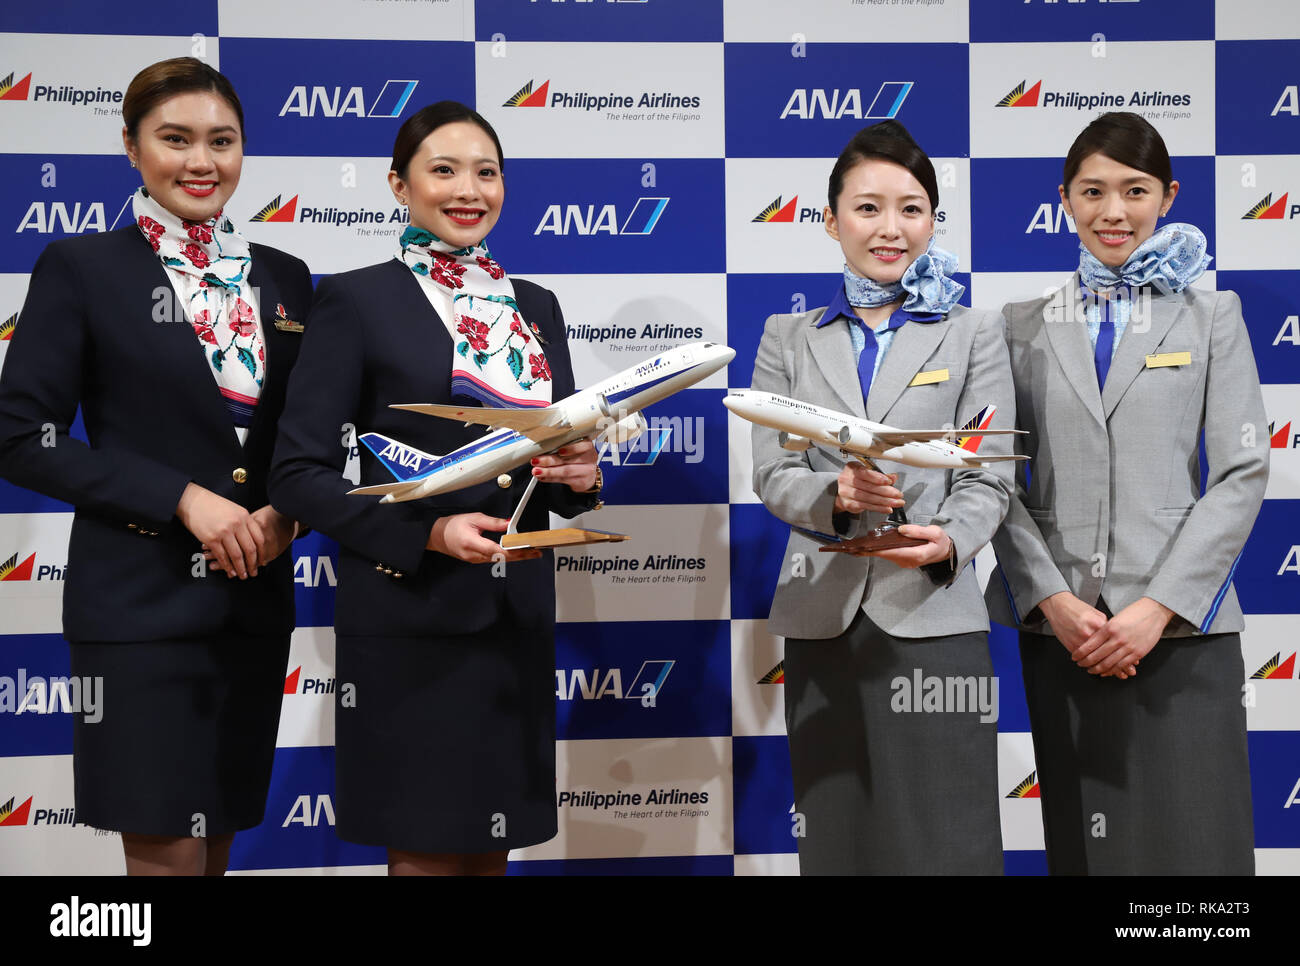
[349,342,735,542]
[723,389,1027,469]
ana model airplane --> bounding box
[349,342,735,540]
[723,389,1027,469]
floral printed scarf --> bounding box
[132,187,264,428]
[397,226,552,409]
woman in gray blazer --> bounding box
[988,112,1268,874]
[751,121,1017,875]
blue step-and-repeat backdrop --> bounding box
[1,0,1298,875]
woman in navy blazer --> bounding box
[0,59,311,875]
[269,101,599,876]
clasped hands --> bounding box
[1039,591,1175,680]
[428,440,599,564]
[833,462,952,568]
[176,482,297,579]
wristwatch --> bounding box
[583,466,604,511]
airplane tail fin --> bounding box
[359,432,440,482]
[955,405,997,453]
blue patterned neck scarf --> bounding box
[1078,222,1211,295]
[842,239,965,315]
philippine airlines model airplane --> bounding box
[723,389,1027,468]
[349,342,735,539]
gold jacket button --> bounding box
[232,467,248,484]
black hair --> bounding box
[123,57,245,143]
[391,101,504,179]
[827,119,939,213]
[1062,111,1173,194]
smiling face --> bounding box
[388,120,503,248]
[824,158,934,285]
[122,90,243,223]
[1061,151,1179,268]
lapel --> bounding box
[806,309,866,417]
[1043,276,1105,427]
[865,314,949,422]
[245,254,289,449]
[390,260,455,399]
[1100,287,1185,419]
[124,229,242,457]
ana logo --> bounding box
[15,201,108,235]
[0,313,15,342]
[251,194,299,224]
[503,79,550,108]
[1025,201,1076,234]
[279,80,418,119]
[0,70,32,101]
[598,426,673,467]
[758,661,784,685]
[282,794,335,828]
[1272,85,1298,118]
[1005,771,1041,799]
[753,196,799,223]
[1251,652,1296,679]
[555,659,674,701]
[780,82,913,121]
[0,795,33,826]
[1271,420,1297,448]
[1242,192,1296,220]
[534,197,668,236]
[996,79,1042,108]
[0,551,36,581]
[292,555,337,588]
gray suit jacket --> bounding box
[752,303,1016,640]
[985,277,1269,636]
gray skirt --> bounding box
[1020,630,1254,875]
[783,610,1003,875]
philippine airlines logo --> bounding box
[1251,652,1297,679]
[251,194,299,224]
[278,80,418,119]
[283,665,336,695]
[0,551,36,582]
[534,197,669,236]
[0,313,16,342]
[0,795,33,826]
[0,70,32,101]
[757,661,785,685]
[996,79,1042,108]
[502,78,699,113]
[954,406,997,453]
[780,82,913,120]
[1243,192,1295,220]
[1005,771,1041,799]
[1271,420,1297,449]
[503,79,550,108]
[753,196,799,223]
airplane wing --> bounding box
[348,478,427,500]
[959,454,1030,465]
[390,402,571,442]
[873,428,1025,445]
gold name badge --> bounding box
[908,368,950,387]
[1145,352,1191,369]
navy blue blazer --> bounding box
[0,226,313,642]
[268,258,594,638]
